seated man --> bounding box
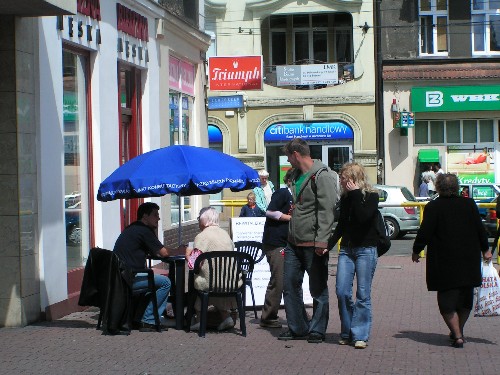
[113,202,185,332]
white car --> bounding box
[374,184,420,240]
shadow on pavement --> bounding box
[394,330,495,346]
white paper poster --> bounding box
[230,217,312,307]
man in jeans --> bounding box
[278,138,338,343]
[114,202,185,332]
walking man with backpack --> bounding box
[278,138,339,343]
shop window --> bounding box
[415,119,496,145]
[419,0,448,56]
[446,120,461,143]
[472,0,500,54]
[118,65,142,228]
[415,120,429,144]
[63,48,91,271]
[463,120,478,143]
[169,91,193,224]
[430,120,445,143]
[480,119,494,142]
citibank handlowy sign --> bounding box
[412,85,500,112]
[264,122,353,142]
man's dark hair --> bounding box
[282,138,310,156]
[435,173,459,197]
[137,202,160,220]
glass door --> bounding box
[322,145,352,173]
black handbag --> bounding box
[375,210,391,257]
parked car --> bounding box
[459,183,500,217]
[374,184,420,240]
[483,196,498,238]
[65,201,81,245]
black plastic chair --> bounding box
[186,251,254,337]
[234,241,265,319]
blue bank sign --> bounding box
[264,121,353,142]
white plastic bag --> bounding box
[474,261,500,317]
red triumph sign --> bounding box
[208,55,263,91]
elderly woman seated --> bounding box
[186,206,240,331]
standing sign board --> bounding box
[230,217,312,306]
[208,55,263,91]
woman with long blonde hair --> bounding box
[328,162,379,349]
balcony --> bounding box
[158,0,198,28]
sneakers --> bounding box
[259,319,282,328]
[277,330,308,341]
[354,340,367,349]
[338,338,351,345]
[307,332,325,343]
[189,322,200,331]
[217,316,235,331]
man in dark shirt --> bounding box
[114,202,184,332]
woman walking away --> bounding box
[328,162,379,349]
[412,173,492,348]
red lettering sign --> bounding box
[78,0,101,20]
[116,3,148,42]
[208,56,263,91]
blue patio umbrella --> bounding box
[97,145,260,243]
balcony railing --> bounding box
[158,0,198,28]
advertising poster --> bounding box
[230,217,312,306]
[447,146,495,184]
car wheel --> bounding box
[384,217,399,240]
[67,225,82,244]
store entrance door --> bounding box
[322,145,352,173]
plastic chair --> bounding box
[234,241,265,319]
[185,251,254,337]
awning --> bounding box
[418,149,439,163]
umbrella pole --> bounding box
[178,196,182,246]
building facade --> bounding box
[205,0,377,194]
[380,0,500,194]
[0,0,210,327]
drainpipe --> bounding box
[374,0,384,184]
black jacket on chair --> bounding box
[79,248,133,334]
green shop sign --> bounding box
[411,85,500,112]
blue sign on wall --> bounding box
[264,121,353,142]
[207,95,244,109]
[208,124,223,143]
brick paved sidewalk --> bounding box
[0,255,499,375]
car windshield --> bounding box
[401,187,416,201]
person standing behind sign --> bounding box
[260,168,295,329]
[278,138,338,344]
[239,191,266,217]
[253,169,275,212]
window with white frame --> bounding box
[472,0,500,54]
[414,119,495,145]
[419,0,448,56]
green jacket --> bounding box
[288,160,339,249]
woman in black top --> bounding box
[412,173,491,348]
[329,162,379,349]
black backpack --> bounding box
[375,210,391,257]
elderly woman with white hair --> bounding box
[185,206,238,331]
[253,169,275,212]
